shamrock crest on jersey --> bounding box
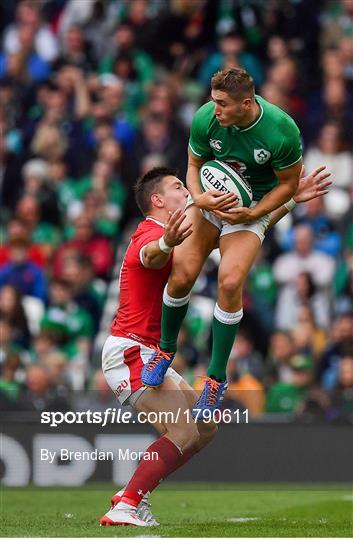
[254,149,271,164]
[209,139,222,152]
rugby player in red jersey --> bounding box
[99,167,219,527]
[99,165,331,527]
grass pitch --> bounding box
[1,483,352,537]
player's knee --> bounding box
[169,269,195,297]
[219,271,244,298]
[168,421,200,449]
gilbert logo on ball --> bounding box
[199,160,253,208]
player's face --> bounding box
[160,176,189,212]
[211,90,251,127]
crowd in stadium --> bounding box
[0,0,352,420]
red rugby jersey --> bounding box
[111,218,172,347]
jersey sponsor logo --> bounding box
[254,149,271,164]
[209,138,222,152]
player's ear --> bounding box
[150,193,164,208]
[243,97,252,109]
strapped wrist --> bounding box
[158,236,173,254]
[284,198,297,211]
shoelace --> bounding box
[200,376,221,406]
[146,345,172,372]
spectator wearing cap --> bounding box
[0,238,47,303]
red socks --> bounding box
[121,436,182,507]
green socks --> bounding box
[207,304,243,380]
[160,286,191,353]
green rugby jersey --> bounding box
[189,95,302,200]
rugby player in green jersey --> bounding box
[141,68,330,417]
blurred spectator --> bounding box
[266,354,314,414]
[60,254,104,333]
[29,329,61,364]
[317,312,353,392]
[133,113,188,179]
[3,0,59,62]
[248,248,277,333]
[19,364,70,412]
[199,31,263,90]
[320,0,353,50]
[54,25,96,73]
[0,285,30,348]
[292,306,327,360]
[331,355,353,419]
[304,122,352,221]
[53,215,113,280]
[100,21,155,93]
[40,277,94,356]
[0,351,23,408]
[0,217,46,267]
[0,239,47,303]
[1,23,52,83]
[15,195,61,261]
[288,196,342,256]
[266,331,296,386]
[21,158,61,225]
[273,225,335,329]
[228,329,264,382]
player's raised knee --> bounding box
[169,268,196,296]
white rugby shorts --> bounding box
[102,335,183,407]
[186,195,270,243]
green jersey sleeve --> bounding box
[271,119,302,171]
[188,106,213,159]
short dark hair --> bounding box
[134,167,177,216]
[211,68,255,100]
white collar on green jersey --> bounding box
[146,216,165,228]
[232,97,264,132]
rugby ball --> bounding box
[199,160,252,208]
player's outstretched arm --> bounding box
[141,209,193,269]
[268,165,332,229]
